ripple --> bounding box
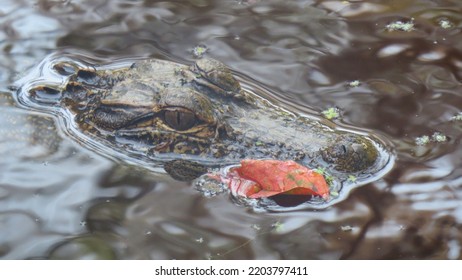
[1,0,462,260]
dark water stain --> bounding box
[1,0,462,259]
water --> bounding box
[1,0,462,259]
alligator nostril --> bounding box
[53,62,77,76]
[76,69,99,85]
[30,86,60,95]
[28,86,62,104]
[341,144,347,154]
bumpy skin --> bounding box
[27,58,382,179]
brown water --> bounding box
[1,0,462,259]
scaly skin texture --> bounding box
[25,57,384,180]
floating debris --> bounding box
[415,132,448,145]
[431,132,447,143]
[322,107,340,120]
[340,225,353,232]
[330,190,339,197]
[192,44,209,58]
[348,80,361,87]
[347,175,357,183]
[415,135,430,146]
[271,221,284,232]
[451,112,462,121]
[439,19,453,29]
[386,19,415,32]
[222,159,330,200]
[314,167,334,186]
[251,224,262,231]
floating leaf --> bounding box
[223,159,330,200]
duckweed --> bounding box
[415,132,448,145]
[451,112,462,121]
[431,132,447,143]
[348,80,361,87]
[322,107,340,120]
[192,45,208,58]
[347,175,357,183]
[439,19,453,29]
[386,19,415,32]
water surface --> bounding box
[1,0,462,259]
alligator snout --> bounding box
[321,135,378,172]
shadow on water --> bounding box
[1,0,462,259]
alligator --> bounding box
[17,56,392,183]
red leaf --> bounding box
[223,159,330,200]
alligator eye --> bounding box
[164,109,197,131]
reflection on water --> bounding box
[1,0,462,259]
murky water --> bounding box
[1,0,462,259]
